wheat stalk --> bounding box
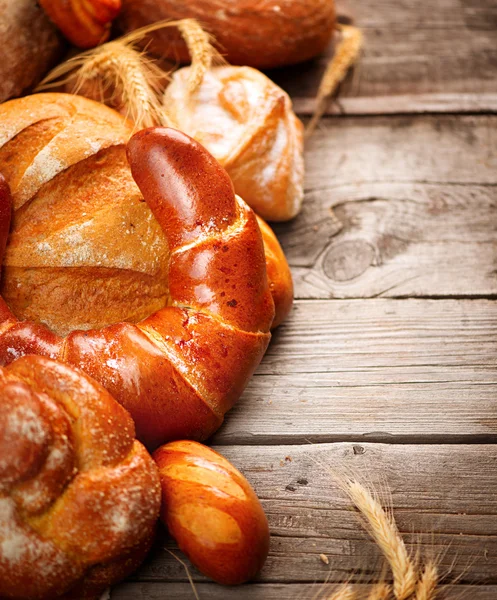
[306,23,363,136]
[345,481,417,600]
[37,19,219,129]
[165,548,200,600]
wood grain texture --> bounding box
[212,299,497,444]
[112,583,497,599]
[271,0,497,115]
[272,115,497,299]
[115,443,497,588]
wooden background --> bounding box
[114,0,497,598]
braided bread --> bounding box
[0,94,282,448]
[0,354,160,600]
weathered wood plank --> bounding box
[272,0,497,115]
[211,299,497,445]
[112,583,497,599]
[273,115,497,299]
[119,443,497,586]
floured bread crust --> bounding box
[0,93,170,335]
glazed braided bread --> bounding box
[0,354,160,600]
[0,94,284,448]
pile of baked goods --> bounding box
[0,0,356,597]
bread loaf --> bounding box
[0,354,160,600]
[165,66,304,222]
[0,94,285,448]
[154,441,270,585]
[118,0,336,69]
[0,0,65,103]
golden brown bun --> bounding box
[118,0,336,69]
[165,66,304,222]
[0,96,287,448]
[0,354,160,600]
[154,441,269,585]
[0,0,65,103]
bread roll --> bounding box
[0,0,65,103]
[165,66,304,222]
[154,440,270,585]
[0,354,160,600]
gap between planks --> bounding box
[111,583,497,599]
[212,299,497,446]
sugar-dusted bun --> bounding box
[0,354,161,600]
[154,441,270,585]
[164,66,304,222]
[119,0,336,69]
[0,0,65,103]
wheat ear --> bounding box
[306,23,363,136]
[346,481,417,600]
[367,582,392,600]
[37,19,219,129]
[415,561,438,600]
[326,584,357,600]
[176,18,223,94]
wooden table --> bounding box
[114,0,497,597]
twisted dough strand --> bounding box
[0,128,275,449]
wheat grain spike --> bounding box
[306,23,363,136]
[326,584,357,600]
[346,481,417,600]
[415,561,438,600]
[367,582,392,600]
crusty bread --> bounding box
[0,354,160,600]
[118,0,336,69]
[0,98,285,448]
[0,0,65,103]
[164,66,304,222]
[0,93,170,335]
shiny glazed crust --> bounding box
[154,440,270,585]
[118,0,336,69]
[0,354,161,600]
[0,95,281,448]
[164,66,305,222]
[39,0,121,48]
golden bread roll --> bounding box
[0,94,289,448]
[118,0,336,69]
[154,441,270,585]
[165,66,304,222]
[0,354,160,600]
